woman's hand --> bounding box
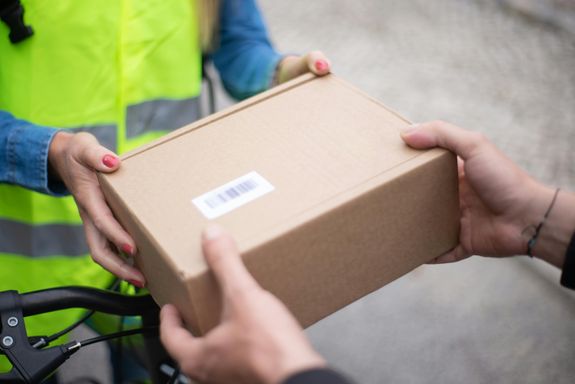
[275,51,331,84]
[160,224,325,384]
[48,131,145,286]
[400,121,561,265]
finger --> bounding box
[74,132,121,173]
[305,50,331,76]
[75,180,137,257]
[202,224,260,294]
[160,305,202,364]
[400,121,490,161]
[81,212,146,286]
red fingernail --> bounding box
[121,244,134,255]
[127,279,145,288]
[315,59,328,72]
[102,154,118,168]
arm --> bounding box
[0,110,144,286]
[0,110,65,195]
[400,121,575,271]
[160,224,352,384]
[211,0,330,100]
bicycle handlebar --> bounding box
[19,286,157,317]
[0,286,163,384]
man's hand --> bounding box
[400,121,560,264]
[48,131,145,286]
[275,51,331,84]
[160,224,325,384]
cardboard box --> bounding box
[99,74,459,335]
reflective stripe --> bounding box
[0,218,88,257]
[126,97,201,139]
[67,124,117,152]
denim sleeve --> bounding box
[211,0,283,100]
[0,110,68,196]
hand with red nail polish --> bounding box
[48,131,144,285]
[275,50,331,85]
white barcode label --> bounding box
[192,171,275,219]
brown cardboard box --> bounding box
[99,74,459,335]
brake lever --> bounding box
[0,291,79,383]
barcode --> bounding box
[192,171,275,219]
[204,179,259,209]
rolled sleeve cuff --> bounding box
[6,122,68,196]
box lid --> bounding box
[102,74,426,279]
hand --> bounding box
[400,121,561,264]
[275,50,331,84]
[48,131,145,286]
[160,224,325,384]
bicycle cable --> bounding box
[75,326,157,349]
[32,278,122,349]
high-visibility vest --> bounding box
[0,0,203,358]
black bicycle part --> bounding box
[0,286,169,383]
[0,0,33,44]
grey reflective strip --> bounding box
[0,219,89,257]
[67,124,117,152]
[126,97,201,139]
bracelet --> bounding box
[526,188,560,257]
[560,231,575,289]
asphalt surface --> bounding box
[58,1,575,383]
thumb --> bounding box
[305,51,331,76]
[202,224,259,295]
[75,132,121,173]
[400,120,485,161]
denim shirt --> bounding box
[0,0,281,195]
[0,111,66,195]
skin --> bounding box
[400,121,575,268]
[160,121,575,383]
[160,224,325,384]
[275,51,331,85]
[46,53,331,287]
[48,131,145,285]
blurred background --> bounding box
[60,0,575,382]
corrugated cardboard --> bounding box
[99,74,459,335]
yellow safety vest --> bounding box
[0,0,202,368]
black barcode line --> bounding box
[204,179,259,209]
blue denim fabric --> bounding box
[0,111,67,195]
[213,0,283,100]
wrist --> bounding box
[48,131,73,181]
[524,184,575,267]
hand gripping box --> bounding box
[99,74,459,335]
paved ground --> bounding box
[59,0,575,382]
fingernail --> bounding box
[315,59,328,72]
[121,244,134,255]
[400,124,420,135]
[127,278,145,288]
[203,223,224,241]
[102,154,119,168]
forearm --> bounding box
[212,0,282,100]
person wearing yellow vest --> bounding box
[0,0,330,380]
